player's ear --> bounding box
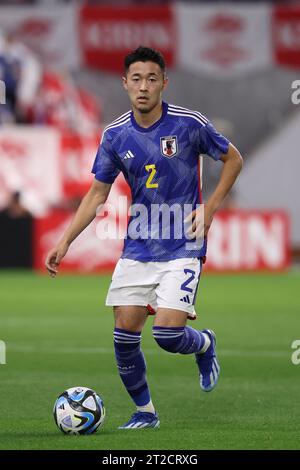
[122,76,128,90]
[162,75,169,91]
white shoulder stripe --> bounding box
[104,112,131,131]
[168,103,208,121]
[168,104,208,125]
[167,111,206,127]
[102,110,131,133]
[110,110,131,125]
[168,107,208,125]
[103,116,131,133]
[100,117,131,143]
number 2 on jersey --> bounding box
[145,164,158,189]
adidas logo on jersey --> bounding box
[124,150,135,160]
[180,295,190,304]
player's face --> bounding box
[123,61,168,114]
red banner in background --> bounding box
[0,126,100,215]
[0,5,80,70]
[0,126,62,216]
[34,209,290,273]
[205,210,290,271]
[60,132,99,200]
[79,5,176,73]
[273,5,300,69]
[176,4,272,77]
[1,4,300,75]
[34,211,122,272]
[0,128,290,273]
[33,176,129,272]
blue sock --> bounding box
[152,326,207,354]
[114,328,151,407]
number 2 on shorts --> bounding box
[181,269,196,293]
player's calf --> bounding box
[195,329,220,392]
[152,326,206,354]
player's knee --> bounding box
[152,327,183,353]
[114,306,147,332]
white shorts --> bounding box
[106,258,202,315]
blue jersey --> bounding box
[92,102,229,262]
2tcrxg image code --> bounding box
[101,454,198,466]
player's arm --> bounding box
[204,143,243,235]
[45,179,111,277]
[186,143,243,238]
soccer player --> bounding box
[45,47,243,429]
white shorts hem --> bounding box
[156,304,192,314]
[105,301,148,307]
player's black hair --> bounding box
[124,46,166,75]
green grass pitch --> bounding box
[0,270,299,450]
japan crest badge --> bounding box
[160,136,178,158]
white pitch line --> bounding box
[4,344,289,358]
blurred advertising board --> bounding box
[34,209,290,273]
[0,5,80,70]
[0,4,300,74]
[0,126,97,215]
[0,126,62,216]
[272,5,300,69]
[79,4,176,73]
[176,4,272,77]
[0,127,290,272]
[205,210,290,271]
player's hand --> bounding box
[203,203,215,237]
[184,203,215,239]
[45,242,69,278]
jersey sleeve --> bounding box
[193,120,230,161]
[91,131,121,184]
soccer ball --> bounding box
[53,386,105,435]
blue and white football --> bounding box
[53,386,105,435]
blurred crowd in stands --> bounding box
[0,21,101,267]
[0,28,100,131]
